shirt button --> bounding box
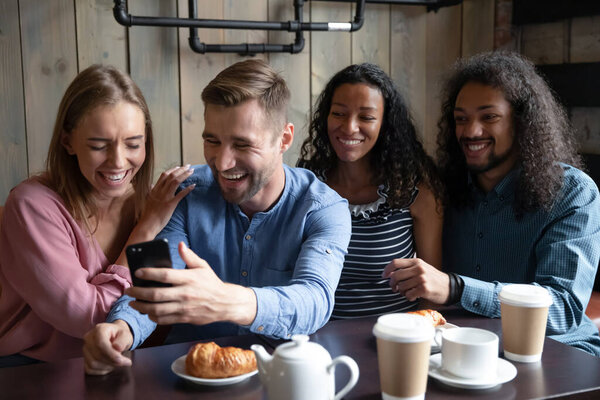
[478,232,483,239]
[245,234,251,240]
[325,249,332,254]
[473,301,480,307]
[483,200,488,206]
[499,195,505,201]
[257,326,264,332]
[476,264,481,271]
[241,270,248,277]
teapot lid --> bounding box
[274,334,331,362]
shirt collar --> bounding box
[467,165,521,198]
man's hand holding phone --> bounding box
[125,242,257,326]
[126,238,173,289]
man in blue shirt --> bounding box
[383,52,600,356]
[83,60,351,374]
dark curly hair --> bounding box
[298,63,442,208]
[436,51,582,215]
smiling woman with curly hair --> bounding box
[298,63,443,318]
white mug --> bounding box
[434,327,499,380]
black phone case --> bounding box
[126,239,173,288]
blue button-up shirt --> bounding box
[108,165,351,349]
[443,164,600,356]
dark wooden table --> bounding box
[2,308,600,399]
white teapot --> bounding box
[251,334,359,400]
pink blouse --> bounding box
[0,178,132,361]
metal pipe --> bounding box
[114,0,365,32]
[188,0,306,54]
[114,0,460,54]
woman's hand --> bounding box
[136,165,195,235]
[115,165,195,267]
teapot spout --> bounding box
[251,344,272,375]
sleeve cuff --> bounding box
[249,287,290,339]
[106,295,157,349]
[459,275,503,318]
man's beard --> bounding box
[463,141,516,174]
[211,164,275,206]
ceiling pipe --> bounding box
[113,0,460,55]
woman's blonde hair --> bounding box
[44,64,154,233]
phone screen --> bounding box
[126,239,173,288]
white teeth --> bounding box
[103,171,126,181]
[467,143,486,151]
[222,172,245,180]
[340,139,362,145]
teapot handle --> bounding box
[327,355,359,400]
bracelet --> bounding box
[446,272,465,305]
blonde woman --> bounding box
[0,65,194,366]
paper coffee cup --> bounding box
[498,284,552,363]
[373,314,434,400]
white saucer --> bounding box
[428,353,517,390]
[430,323,458,353]
[171,355,258,386]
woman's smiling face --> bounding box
[62,101,146,202]
[327,83,384,164]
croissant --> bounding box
[185,341,257,379]
[407,309,447,327]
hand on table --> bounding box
[126,242,257,326]
[382,258,450,304]
[83,320,133,375]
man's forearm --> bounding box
[221,284,257,326]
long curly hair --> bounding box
[436,51,581,215]
[298,63,442,208]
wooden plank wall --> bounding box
[0,0,497,205]
[520,15,600,154]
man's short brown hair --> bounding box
[201,59,290,132]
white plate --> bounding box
[171,355,258,386]
[428,353,517,390]
[430,323,458,352]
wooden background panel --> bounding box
[352,3,390,73]
[224,0,268,66]
[424,4,462,154]
[129,0,181,175]
[461,0,495,57]
[0,0,28,204]
[178,0,225,166]
[521,21,567,65]
[268,0,311,166]
[20,0,78,175]
[310,1,352,108]
[573,107,600,154]
[570,16,600,63]
[76,0,128,70]
[390,5,427,140]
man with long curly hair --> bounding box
[383,51,600,356]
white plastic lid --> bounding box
[372,313,434,343]
[498,284,553,308]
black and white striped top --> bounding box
[331,185,418,319]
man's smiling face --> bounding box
[454,81,519,177]
[202,99,286,214]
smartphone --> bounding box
[126,239,173,288]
